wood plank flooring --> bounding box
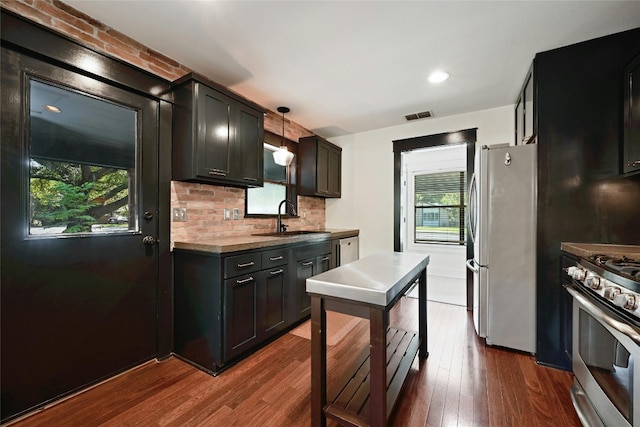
[9,298,580,426]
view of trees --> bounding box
[30,159,130,233]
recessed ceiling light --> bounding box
[428,71,449,84]
[43,104,62,113]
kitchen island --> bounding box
[306,252,429,427]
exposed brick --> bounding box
[97,30,138,55]
[2,1,53,26]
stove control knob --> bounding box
[572,269,587,281]
[614,293,639,311]
[604,286,622,300]
[586,275,602,290]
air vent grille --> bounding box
[404,110,433,121]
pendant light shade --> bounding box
[273,106,294,166]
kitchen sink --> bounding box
[252,230,329,237]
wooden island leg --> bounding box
[418,268,428,359]
[369,307,389,427]
[311,295,327,427]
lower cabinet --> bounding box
[224,266,288,361]
[295,255,330,318]
[174,239,332,374]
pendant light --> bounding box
[273,106,294,167]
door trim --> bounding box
[392,129,477,310]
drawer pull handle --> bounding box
[320,257,330,261]
[236,276,254,284]
[628,160,640,168]
[237,262,255,268]
[269,256,284,261]
[243,177,258,181]
[270,269,284,275]
[302,261,314,266]
[209,170,227,176]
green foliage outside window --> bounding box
[30,160,129,234]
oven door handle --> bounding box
[567,285,640,347]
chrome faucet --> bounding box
[276,199,296,233]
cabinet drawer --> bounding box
[295,241,332,261]
[262,248,289,268]
[224,253,261,278]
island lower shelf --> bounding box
[325,327,420,427]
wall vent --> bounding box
[404,110,433,121]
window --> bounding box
[28,79,138,236]
[414,171,466,244]
[246,140,296,216]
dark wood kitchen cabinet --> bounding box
[174,240,330,374]
[623,51,640,175]
[514,63,535,145]
[298,135,342,197]
[172,73,265,187]
[224,249,289,360]
[294,253,331,319]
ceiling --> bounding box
[65,1,640,139]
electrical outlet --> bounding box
[224,208,231,220]
[172,207,187,222]
[233,208,240,220]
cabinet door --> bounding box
[317,254,331,275]
[316,141,331,195]
[328,145,341,197]
[523,72,534,144]
[196,83,232,179]
[224,274,258,360]
[260,267,288,337]
[231,105,264,186]
[514,95,523,145]
[624,52,640,175]
[295,259,316,319]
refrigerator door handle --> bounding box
[466,258,479,273]
[468,172,477,243]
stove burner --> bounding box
[606,261,640,280]
[589,254,640,280]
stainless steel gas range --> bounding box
[565,248,640,427]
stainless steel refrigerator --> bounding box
[466,143,536,354]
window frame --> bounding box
[244,131,298,218]
[413,170,467,245]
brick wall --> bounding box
[2,0,323,240]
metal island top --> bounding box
[307,251,430,427]
[306,252,429,306]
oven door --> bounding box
[568,285,640,427]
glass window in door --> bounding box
[28,79,138,236]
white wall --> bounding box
[326,105,513,257]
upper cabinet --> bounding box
[172,73,265,187]
[298,135,342,198]
[514,63,536,145]
[623,52,640,175]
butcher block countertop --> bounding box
[172,229,359,254]
[561,242,640,259]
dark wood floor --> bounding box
[9,298,580,426]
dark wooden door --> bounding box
[296,259,316,319]
[328,145,342,197]
[624,52,640,174]
[1,48,160,420]
[260,267,287,336]
[224,274,258,360]
[196,83,232,179]
[316,141,331,195]
[233,104,263,186]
